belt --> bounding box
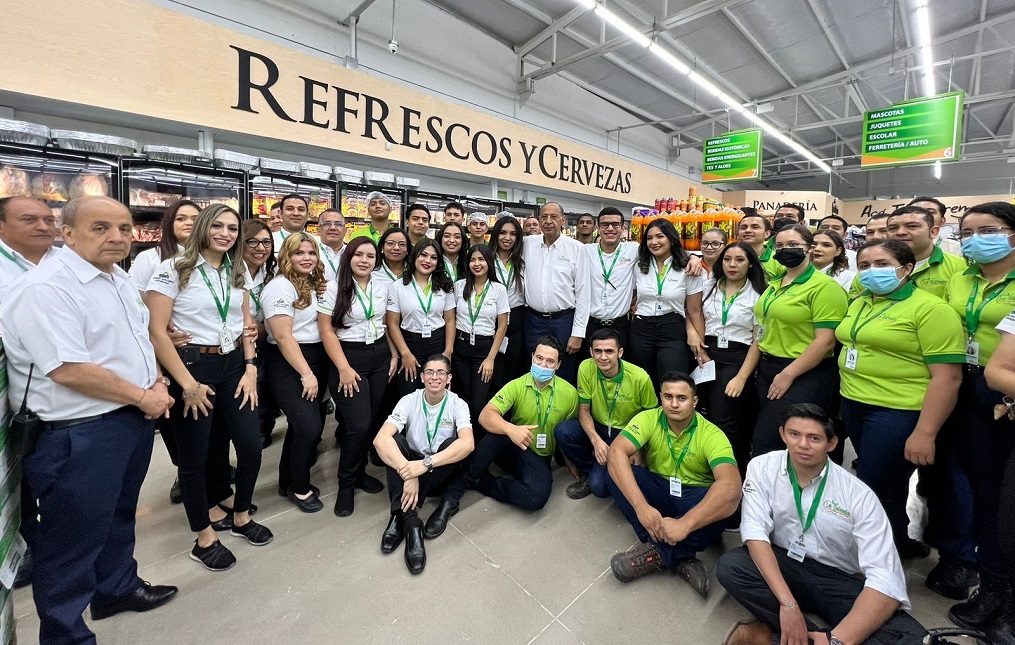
[526,307,574,320]
[456,331,493,342]
[965,363,984,374]
[591,316,625,327]
[192,342,237,355]
[49,405,131,429]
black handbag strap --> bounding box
[19,363,33,415]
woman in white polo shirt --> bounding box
[319,237,399,516]
[146,204,272,572]
[489,216,526,381]
[386,239,457,397]
[373,227,410,291]
[437,222,467,282]
[241,218,278,447]
[262,233,328,513]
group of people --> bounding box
[2,188,1015,645]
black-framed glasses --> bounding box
[700,241,724,249]
[423,369,449,378]
[599,221,623,229]
[245,239,272,248]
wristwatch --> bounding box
[158,376,170,387]
[423,455,433,473]
[828,635,844,645]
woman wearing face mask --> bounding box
[837,239,964,559]
[811,230,856,291]
[752,225,848,457]
[698,227,728,278]
[489,216,526,381]
[942,202,1015,630]
[437,222,467,282]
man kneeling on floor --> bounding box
[717,403,932,645]
[374,354,475,574]
[606,371,741,597]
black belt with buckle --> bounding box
[965,363,984,374]
[526,307,574,320]
[592,316,622,327]
[49,405,131,429]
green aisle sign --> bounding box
[701,128,763,184]
[861,91,964,168]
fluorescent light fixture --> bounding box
[913,1,936,95]
[575,0,596,8]
[687,70,722,97]
[648,42,691,75]
[933,160,942,178]
[594,5,651,48]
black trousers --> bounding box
[255,338,280,433]
[331,340,391,489]
[525,308,578,384]
[397,329,447,397]
[580,315,631,357]
[717,546,927,644]
[627,312,689,391]
[452,332,502,441]
[753,355,839,458]
[502,305,527,384]
[385,433,459,521]
[169,350,262,532]
[698,337,755,476]
[266,342,328,495]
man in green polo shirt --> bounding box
[886,205,966,299]
[606,372,741,597]
[738,213,781,280]
[349,191,394,243]
[440,336,578,516]
[555,328,657,500]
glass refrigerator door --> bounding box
[408,191,460,233]
[339,184,404,240]
[460,197,502,228]
[249,175,335,236]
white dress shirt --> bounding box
[634,257,704,317]
[129,245,183,293]
[819,264,857,292]
[386,278,456,334]
[372,264,404,292]
[586,241,638,321]
[454,279,510,337]
[740,450,911,609]
[318,278,389,344]
[494,256,525,308]
[261,275,323,344]
[0,247,157,420]
[522,234,591,337]
[386,388,472,456]
[702,279,761,346]
[272,229,321,257]
[147,255,249,345]
[320,244,345,282]
[0,237,59,305]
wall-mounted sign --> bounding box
[838,193,1014,223]
[701,129,763,184]
[860,92,964,169]
[535,197,547,206]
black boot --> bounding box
[949,583,1011,629]
[404,519,426,574]
[381,513,405,553]
[333,487,354,517]
[926,556,979,600]
[988,612,1015,645]
[423,498,459,539]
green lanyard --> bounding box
[354,281,374,321]
[249,283,264,314]
[598,373,623,428]
[496,257,513,285]
[197,264,231,324]
[720,283,745,326]
[381,263,401,282]
[279,230,288,240]
[422,393,449,450]
[787,455,829,534]
[661,411,696,478]
[965,279,1014,337]
[411,278,434,315]
[760,284,793,321]
[467,281,491,328]
[655,260,672,296]
[444,258,458,281]
[323,247,341,276]
[0,247,29,273]
[848,299,901,345]
[598,245,621,286]
[534,384,556,434]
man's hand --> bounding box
[685,254,704,277]
[566,336,582,354]
[507,424,536,450]
[139,384,174,419]
[592,436,609,466]
[659,517,690,545]
[635,505,665,542]
[778,604,809,645]
[398,460,427,480]
[401,477,419,512]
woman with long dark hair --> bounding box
[437,222,467,282]
[373,227,410,290]
[489,215,526,380]
[241,219,278,446]
[812,230,856,291]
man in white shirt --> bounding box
[909,196,961,256]
[268,202,283,233]
[405,203,431,248]
[373,354,474,574]
[272,193,317,252]
[523,216,541,236]
[522,202,591,383]
[318,208,346,281]
[0,196,59,304]
[582,207,637,353]
[575,213,596,244]
[717,403,930,645]
[0,196,177,644]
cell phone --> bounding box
[178,345,200,365]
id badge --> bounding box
[655,302,663,314]
[219,327,236,353]
[601,291,609,305]
[421,321,433,339]
[787,534,807,562]
[669,477,682,497]
[844,347,859,370]
[966,340,980,365]
[469,332,476,346]
[757,324,766,340]
[717,332,729,349]
[364,323,378,345]
[535,434,547,450]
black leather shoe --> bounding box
[988,613,1015,645]
[288,489,323,513]
[334,487,354,517]
[169,478,182,504]
[423,498,459,539]
[278,484,320,498]
[404,521,426,574]
[381,514,404,553]
[896,537,930,560]
[949,586,1011,629]
[357,473,384,494]
[927,557,979,600]
[91,581,178,620]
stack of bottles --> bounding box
[632,188,743,249]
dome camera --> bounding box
[388,39,398,54]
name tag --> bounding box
[469,332,476,346]
[787,534,807,562]
[844,347,858,370]
[219,327,236,353]
[966,340,980,365]
[655,302,663,314]
[535,434,547,450]
[716,332,728,349]
[421,321,432,339]
[669,476,682,497]
[601,292,609,305]
[365,323,378,345]
[757,324,766,340]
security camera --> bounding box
[388,39,398,54]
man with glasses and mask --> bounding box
[582,207,638,353]
[318,208,347,281]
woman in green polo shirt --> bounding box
[836,239,964,559]
[943,202,1015,629]
[752,225,847,457]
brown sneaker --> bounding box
[721,619,775,645]
[610,542,664,582]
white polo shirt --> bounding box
[261,275,322,344]
[0,237,59,305]
[147,255,249,345]
[387,278,455,334]
[586,241,638,321]
[245,266,268,323]
[493,256,525,308]
[819,264,857,292]
[702,280,761,346]
[272,229,321,257]
[318,278,389,344]
[386,388,472,456]
[740,450,910,610]
[372,263,404,291]
[522,234,591,337]
[129,245,182,293]
[454,279,510,337]
[320,244,345,282]
[0,247,157,420]
[634,257,704,317]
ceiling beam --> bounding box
[515,5,590,58]
[340,0,380,25]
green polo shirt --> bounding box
[754,264,848,358]
[756,244,783,281]
[620,410,735,487]
[577,359,657,429]
[847,246,967,299]
[835,282,965,410]
[944,265,1015,366]
[490,374,578,457]
[349,223,391,243]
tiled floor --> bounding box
[14,423,964,644]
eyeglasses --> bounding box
[384,241,408,248]
[599,221,623,229]
[774,243,809,250]
[700,241,725,249]
[959,227,1013,239]
[319,222,345,229]
[423,369,449,378]
[245,239,272,248]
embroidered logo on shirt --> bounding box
[824,499,851,519]
[742,480,757,494]
[152,271,174,285]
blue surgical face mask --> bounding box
[962,233,1014,264]
[858,266,904,295]
[530,362,555,383]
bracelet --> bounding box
[134,390,147,407]
[244,358,257,366]
[300,374,314,381]
[182,385,201,399]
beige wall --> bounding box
[838,194,1015,224]
[723,190,835,223]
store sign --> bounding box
[0,0,717,205]
[838,193,1015,223]
[860,92,964,169]
[701,129,763,184]
[722,190,834,222]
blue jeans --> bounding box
[606,466,726,569]
[554,417,615,498]
[525,308,577,384]
[445,433,553,510]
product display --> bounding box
[340,183,404,238]
[634,189,742,248]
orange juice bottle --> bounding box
[684,210,699,251]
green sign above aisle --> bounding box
[860,92,964,169]
[701,129,763,184]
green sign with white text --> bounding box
[701,128,763,184]
[861,92,964,168]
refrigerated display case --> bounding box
[406,190,461,232]
[339,182,405,240]
[500,201,537,221]
[249,160,336,236]
[460,196,503,228]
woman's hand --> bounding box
[300,372,319,400]
[687,329,709,366]
[182,383,215,419]
[388,354,400,382]
[339,365,361,397]
[725,375,746,398]
[235,369,259,410]
[768,370,795,400]
[401,352,420,382]
[478,357,495,383]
